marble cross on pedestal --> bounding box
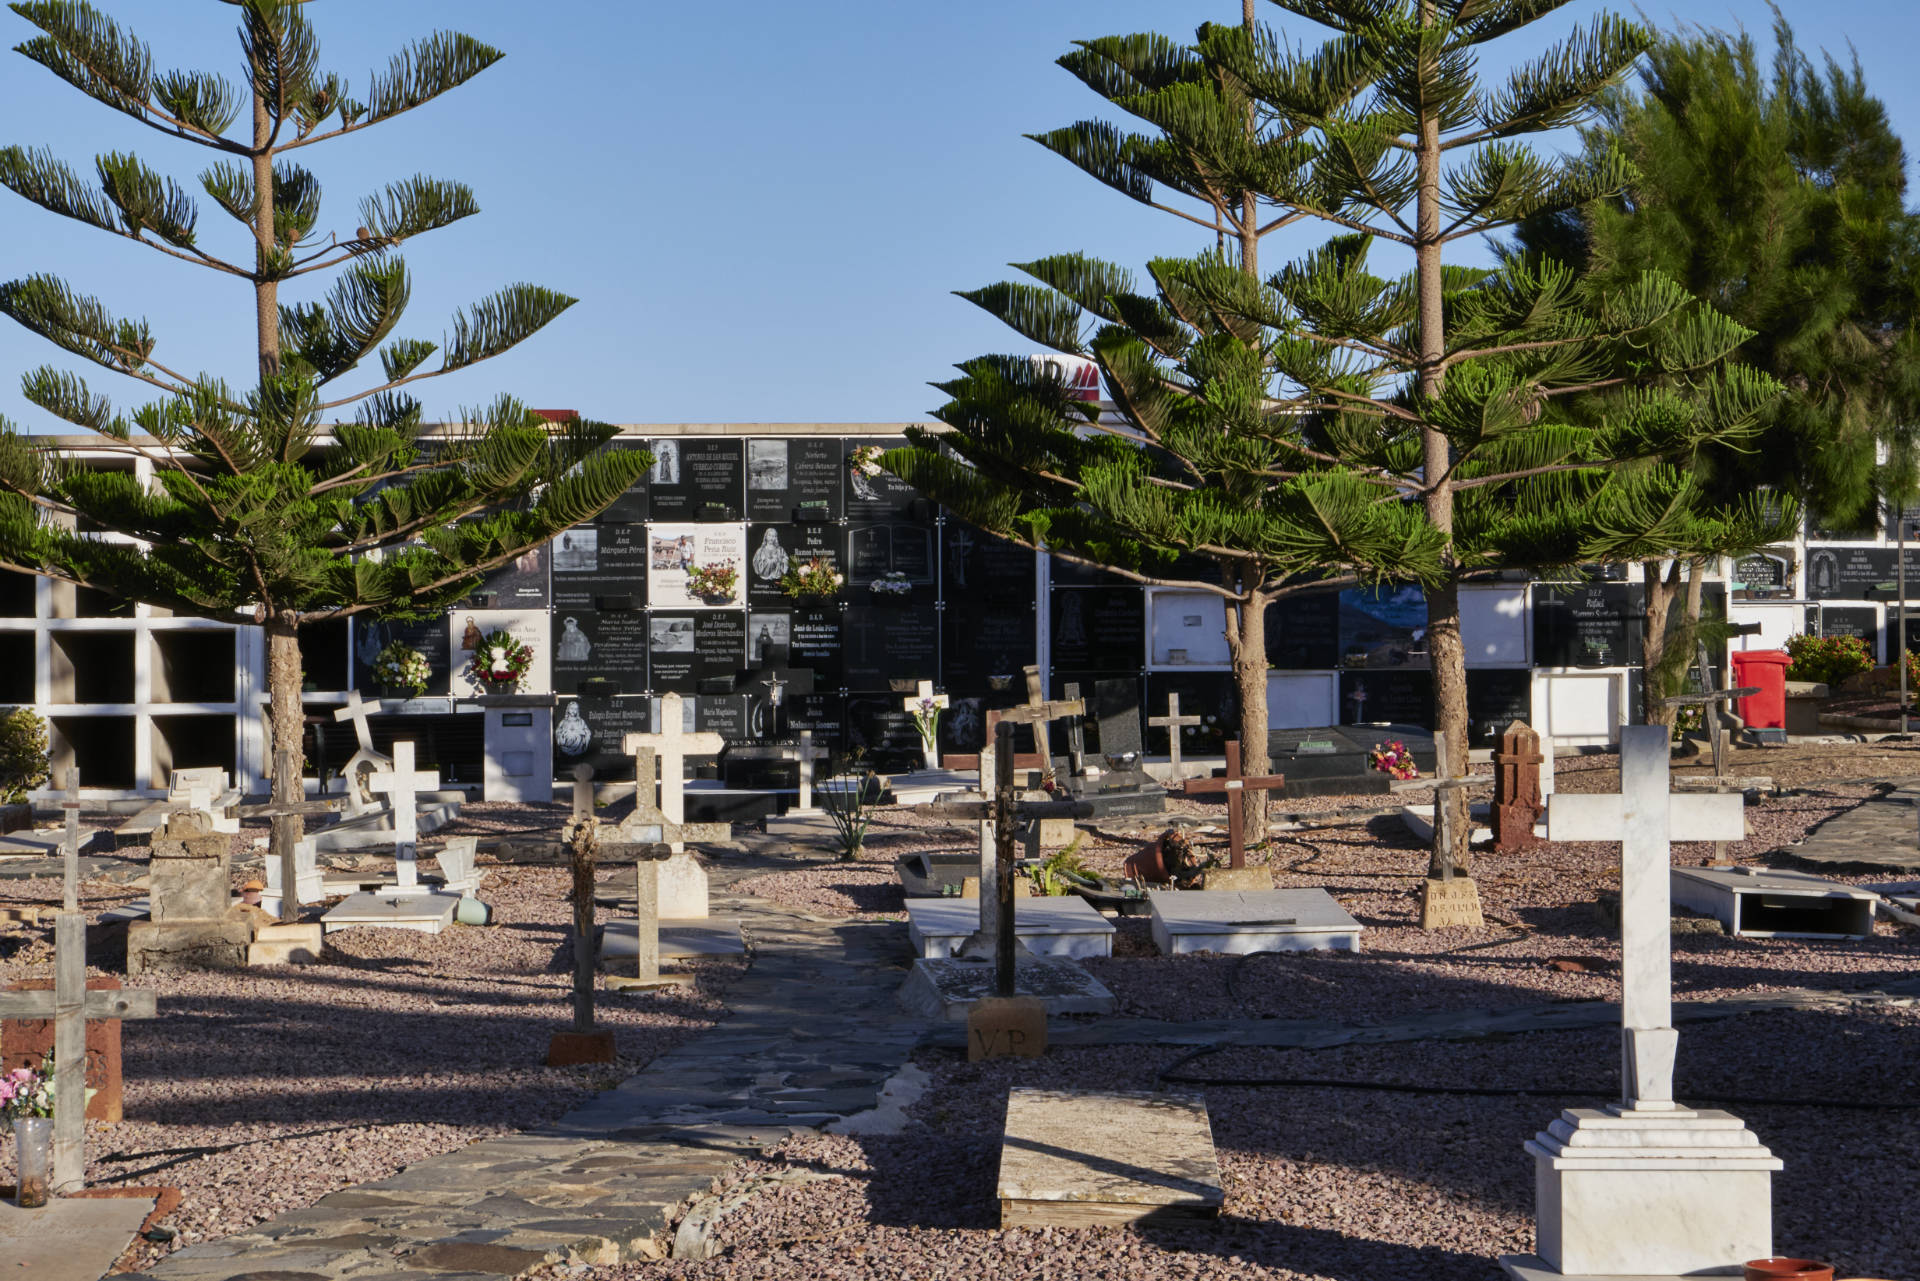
[1148,692,1204,782]
[623,692,726,827]
[367,741,440,894]
[1547,725,1745,1111]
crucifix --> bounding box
[622,692,726,828]
[993,665,1083,780]
[366,741,440,895]
[901,679,948,770]
[1180,740,1286,869]
[0,771,157,1193]
[1148,692,1204,782]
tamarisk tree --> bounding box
[0,1,651,914]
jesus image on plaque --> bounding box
[555,701,591,757]
[556,617,592,663]
[751,527,789,581]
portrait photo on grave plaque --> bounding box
[647,612,745,693]
[449,610,551,697]
[474,543,551,609]
[648,523,748,609]
[647,438,745,520]
[552,611,648,694]
[745,523,839,604]
[745,612,794,666]
[554,695,651,777]
[746,437,844,522]
[1050,587,1145,673]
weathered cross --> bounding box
[562,766,678,996]
[1492,719,1546,852]
[0,774,157,1193]
[622,692,726,828]
[366,740,439,894]
[1181,740,1286,869]
[992,665,1083,778]
[1547,725,1745,1110]
[1148,692,1204,782]
[617,745,731,852]
[901,679,948,769]
[332,689,381,752]
[1061,682,1089,778]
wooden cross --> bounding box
[993,665,1084,775]
[1181,740,1286,869]
[332,689,381,752]
[901,679,948,769]
[563,765,679,993]
[0,777,157,1193]
[1148,692,1204,782]
[623,692,725,827]
[1547,725,1745,1111]
[366,741,440,894]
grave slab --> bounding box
[1267,725,1436,798]
[1670,866,1876,939]
[307,793,465,853]
[1500,1256,1743,1281]
[906,895,1115,960]
[899,956,1116,1021]
[1149,888,1363,955]
[1402,801,1545,845]
[601,918,746,959]
[0,1191,156,1281]
[886,768,980,806]
[321,889,461,935]
[998,1088,1223,1228]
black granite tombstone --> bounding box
[552,694,651,777]
[647,438,745,520]
[846,523,936,591]
[1804,546,1920,600]
[552,522,649,611]
[1267,724,1437,798]
[1339,669,1434,728]
[844,439,918,518]
[845,695,924,770]
[1051,588,1145,672]
[787,606,845,689]
[551,609,648,694]
[1093,677,1145,757]
[942,607,1033,695]
[1266,592,1340,669]
[1466,669,1533,748]
[647,612,746,694]
[1810,605,1880,662]
[745,437,844,522]
[1144,673,1236,755]
[843,604,937,690]
[1531,583,1644,666]
[745,523,839,604]
[353,616,450,695]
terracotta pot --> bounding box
[1123,842,1168,884]
[1745,1260,1834,1281]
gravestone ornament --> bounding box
[1492,720,1544,852]
[1501,726,1779,1280]
[1148,692,1203,782]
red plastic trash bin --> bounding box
[1729,650,1793,730]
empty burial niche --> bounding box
[299,616,350,692]
[52,715,135,789]
[151,630,236,703]
[0,633,33,704]
[152,714,235,788]
[49,631,135,704]
[0,571,34,619]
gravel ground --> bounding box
[545,1005,1920,1281]
[0,852,740,1272]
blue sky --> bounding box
[0,1,1916,430]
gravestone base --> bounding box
[1420,876,1486,930]
[1520,1106,1779,1278]
[321,890,461,935]
[997,1088,1223,1229]
[763,810,839,840]
[967,996,1046,1061]
[126,912,254,976]
[898,956,1116,1021]
[1062,777,1167,819]
[247,922,325,965]
[1148,888,1364,955]
[658,851,710,919]
[601,918,746,959]
[907,896,1115,960]
[0,1192,158,1281]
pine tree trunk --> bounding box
[266,614,304,923]
[1642,560,1678,733]
[1414,0,1468,878]
[1231,590,1272,845]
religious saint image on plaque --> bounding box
[553,527,599,574]
[746,523,839,604]
[747,613,792,665]
[648,523,748,609]
[1338,585,1428,669]
[448,609,551,697]
[555,698,592,758]
[651,440,680,485]
[552,612,648,694]
[939,696,986,754]
[648,438,745,520]
[844,438,919,517]
[554,695,652,776]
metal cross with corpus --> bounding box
[0,772,158,1193]
[1181,740,1286,869]
[1148,692,1204,782]
[992,665,1083,778]
[927,722,1091,998]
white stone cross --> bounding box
[793,729,831,813]
[333,689,380,752]
[623,692,724,827]
[901,679,948,769]
[1148,692,1204,781]
[1547,725,1744,1111]
[367,741,440,894]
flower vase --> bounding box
[13,1116,52,1208]
[920,741,938,772]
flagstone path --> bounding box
[1784,776,1920,870]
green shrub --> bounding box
[1782,633,1873,686]
[0,708,49,805]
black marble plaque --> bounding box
[1340,669,1434,728]
[743,611,796,667]
[1093,676,1145,756]
[1466,669,1534,748]
[937,695,990,754]
[551,610,647,694]
[786,692,847,756]
[843,604,937,691]
[790,606,845,689]
[1051,588,1145,673]
[1267,592,1340,670]
[1732,549,1793,597]
[745,523,839,604]
[551,523,649,609]
[474,544,550,608]
[1804,546,1920,600]
[1143,673,1236,755]
[647,438,745,520]
[552,694,650,778]
[746,437,844,522]
[597,439,657,524]
[844,438,918,518]
[690,695,749,742]
[942,606,1033,695]
[647,612,746,693]
[1531,583,1644,667]
[1811,605,1879,662]
[846,524,936,586]
[353,616,450,696]
[845,694,924,767]
[942,521,1034,599]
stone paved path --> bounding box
[1784,777,1920,870]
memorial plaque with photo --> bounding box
[1340,669,1434,727]
[551,523,649,610]
[1338,585,1428,669]
[646,438,745,520]
[1466,669,1533,748]
[353,616,450,695]
[744,611,795,667]
[943,521,1034,600]
[745,523,839,604]
[648,522,748,609]
[938,695,989,755]
[845,438,918,518]
[1732,549,1793,597]
[552,695,651,778]
[1803,546,1920,600]
[942,606,1033,694]
[1810,605,1879,662]
[846,523,936,588]
[790,605,844,689]
[1531,583,1643,666]
[1050,588,1144,672]
[646,612,745,693]
[1143,673,1235,755]
[597,440,657,524]
[551,610,648,694]
[475,544,550,608]
[844,604,938,690]
[1267,592,1340,670]
[448,609,551,697]
[746,437,843,522]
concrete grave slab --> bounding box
[1402,801,1545,845]
[1671,866,1876,939]
[0,1191,156,1281]
[321,889,460,935]
[0,828,66,861]
[906,895,1115,960]
[307,791,465,854]
[1149,888,1363,955]
[898,956,1116,1021]
[601,917,746,959]
[998,1088,1223,1228]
